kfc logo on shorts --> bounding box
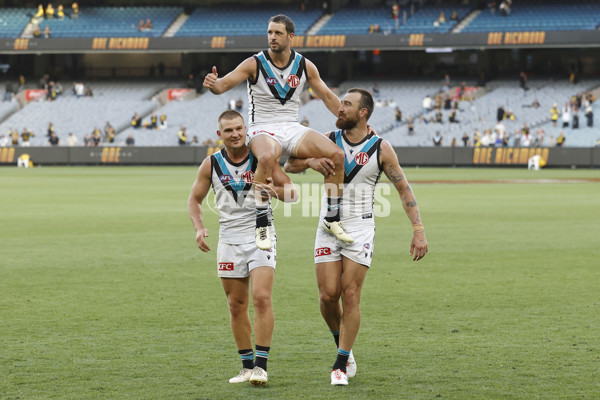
[241,170,254,183]
[218,262,234,271]
[266,77,278,85]
[287,74,300,88]
[220,174,232,182]
[354,152,369,165]
[315,247,332,257]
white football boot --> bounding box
[249,366,268,386]
[229,368,252,383]
[255,226,271,250]
[346,350,357,378]
[321,220,354,243]
[331,368,349,385]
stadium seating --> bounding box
[462,1,600,32]
[384,79,600,147]
[317,6,471,35]
[176,6,322,37]
[0,81,177,146]
[0,8,30,38]
[35,7,182,38]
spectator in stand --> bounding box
[391,2,400,30]
[131,113,142,129]
[191,136,199,145]
[572,107,579,129]
[228,96,236,110]
[432,131,442,146]
[550,103,559,127]
[422,95,432,114]
[561,102,570,128]
[46,81,57,100]
[450,11,459,21]
[92,128,102,146]
[148,112,158,129]
[584,103,593,127]
[435,108,443,124]
[45,3,54,19]
[499,0,511,16]
[71,2,78,19]
[67,132,77,146]
[436,11,446,24]
[144,19,153,30]
[126,134,135,146]
[57,4,64,18]
[73,81,85,97]
[11,130,19,146]
[39,74,49,89]
[137,19,145,32]
[34,4,44,20]
[0,134,8,147]
[33,25,42,38]
[521,123,530,138]
[394,107,402,127]
[556,132,565,147]
[159,113,167,129]
[407,117,414,135]
[18,75,25,92]
[235,97,243,112]
[448,108,459,123]
[107,129,115,143]
[177,126,187,145]
[519,72,528,91]
[104,122,114,140]
[462,133,469,147]
[534,127,545,146]
[83,134,92,146]
[47,122,55,137]
[21,129,34,147]
[85,86,93,97]
[48,132,60,146]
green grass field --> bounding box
[1,166,599,399]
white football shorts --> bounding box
[217,240,276,278]
[314,225,375,268]
[247,121,312,157]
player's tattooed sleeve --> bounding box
[385,164,404,183]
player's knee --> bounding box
[328,148,345,167]
[341,287,360,309]
[228,297,248,316]
[319,290,339,307]
[252,291,272,312]
[256,149,276,166]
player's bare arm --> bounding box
[380,140,428,261]
[187,157,213,252]
[305,59,341,117]
[284,156,335,176]
[203,57,257,94]
[262,162,299,202]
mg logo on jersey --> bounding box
[220,174,232,182]
[315,247,332,257]
[354,152,369,165]
[287,74,300,88]
[266,77,278,85]
[241,170,254,183]
[218,262,234,271]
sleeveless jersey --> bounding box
[320,130,383,231]
[210,149,274,244]
[247,49,307,124]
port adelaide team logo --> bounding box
[287,74,300,88]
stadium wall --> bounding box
[4,30,600,55]
[1,147,599,168]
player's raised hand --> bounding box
[203,66,219,88]
[196,228,211,252]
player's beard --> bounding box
[336,113,359,130]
